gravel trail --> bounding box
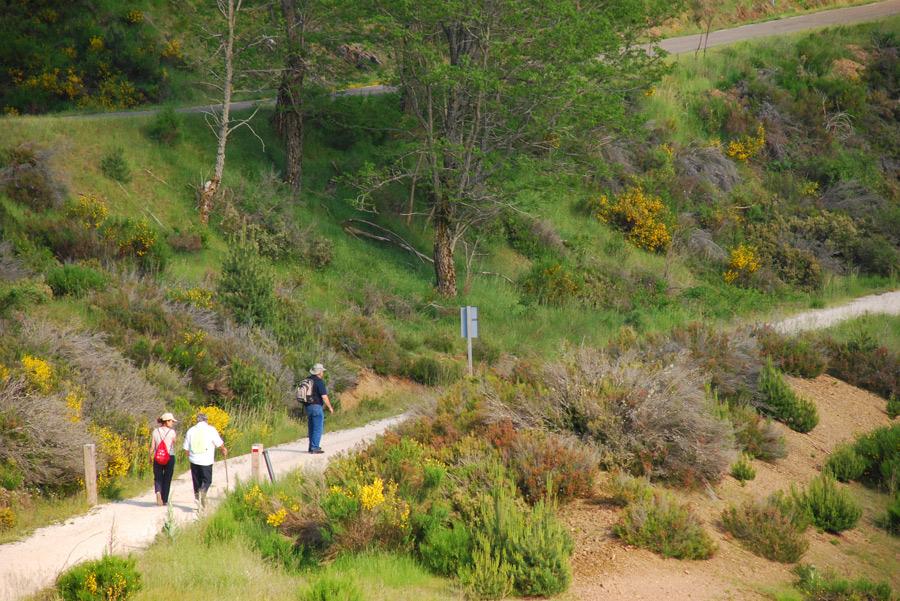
[773,289,900,333]
[0,414,406,601]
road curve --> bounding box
[659,0,900,55]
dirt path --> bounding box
[773,289,900,334]
[0,414,406,601]
[658,0,900,54]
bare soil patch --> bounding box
[563,374,897,600]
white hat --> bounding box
[309,363,326,375]
[160,412,177,422]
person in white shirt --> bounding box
[182,412,227,511]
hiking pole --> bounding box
[224,456,230,492]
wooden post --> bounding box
[250,444,263,481]
[83,443,97,506]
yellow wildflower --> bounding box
[359,477,385,511]
[21,355,54,394]
[266,508,287,527]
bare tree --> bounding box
[198,0,271,224]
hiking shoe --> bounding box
[310,449,325,454]
[194,495,202,512]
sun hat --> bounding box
[309,363,326,375]
[160,412,177,422]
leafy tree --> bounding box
[352,0,676,295]
[218,235,276,327]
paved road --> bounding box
[55,0,900,121]
[659,0,900,54]
[0,413,407,601]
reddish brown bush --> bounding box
[824,333,899,400]
[508,430,597,504]
[756,327,827,378]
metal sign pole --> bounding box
[460,306,478,377]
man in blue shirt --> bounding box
[307,363,334,454]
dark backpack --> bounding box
[296,377,315,405]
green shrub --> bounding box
[474,486,573,596]
[854,236,899,277]
[726,403,787,461]
[204,509,239,546]
[0,279,52,315]
[794,564,893,601]
[403,355,463,386]
[0,143,66,211]
[824,333,899,401]
[229,360,276,409]
[606,472,654,507]
[0,460,24,490]
[852,424,899,492]
[614,491,717,559]
[146,106,183,144]
[459,535,514,600]
[888,396,899,419]
[824,445,866,483]
[519,260,584,306]
[302,574,363,601]
[757,359,819,433]
[757,328,828,378]
[99,147,132,184]
[721,501,809,563]
[795,475,862,533]
[46,264,106,297]
[878,494,899,536]
[418,519,472,576]
[56,555,142,601]
[730,454,756,485]
[218,236,276,327]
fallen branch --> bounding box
[342,219,432,264]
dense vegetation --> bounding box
[0,10,898,601]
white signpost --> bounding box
[460,306,478,376]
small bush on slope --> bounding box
[730,453,756,485]
[791,475,862,534]
[218,235,276,328]
[757,327,828,378]
[794,564,893,601]
[722,500,808,563]
[56,555,142,601]
[757,359,819,433]
[824,332,900,401]
[824,444,867,483]
[46,264,107,297]
[614,490,717,559]
[723,402,786,461]
[500,347,736,486]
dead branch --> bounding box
[342,219,432,264]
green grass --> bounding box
[0,494,89,545]
[818,314,900,354]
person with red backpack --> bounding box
[150,412,177,506]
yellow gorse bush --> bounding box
[0,364,9,384]
[90,425,132,490]
[89,36,104,52]
[726,124,766,161]
[0,507,15,530]
[85,572,98,594]
[243,484,266,510]
[65,386,85,423]
[168,287,214,309]
[723,244,762,285]
[266,508,287,527]
[161,39,183,60]
[359,477,386,510]
[67,193,109,229]
[594,187,672,253]
[192,405,230,436]
[125,10,144,24]
[21,355,54,394]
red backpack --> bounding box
[154,429,171,465]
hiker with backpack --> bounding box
[150,412,177,506]
[182,412,228,511]
[297,363,334,454]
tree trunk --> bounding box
[201,0,236,224]
[433,204,457,297]
[276,0,305,196]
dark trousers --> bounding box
[153,457,175,503]
[189,462,213,496]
